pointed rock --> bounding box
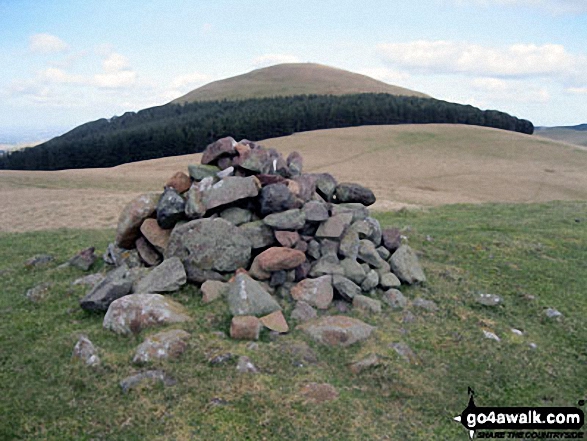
[115,193,160,249]
[389,245,426,284]
[291,275,333,309]
[260,310,289,333]
[133,257,186,293]
[226,273,281,316]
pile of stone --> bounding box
[80,136,426,344]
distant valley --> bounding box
[535,124,587,147]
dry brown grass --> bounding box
[1,124,586,233]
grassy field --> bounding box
[535,127,587,148]
[1,201,586,440]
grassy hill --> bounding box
[535,124,587,147]
[171,63,430,103]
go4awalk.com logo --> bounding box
[453,388,585,439]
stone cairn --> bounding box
[79,136,426,346]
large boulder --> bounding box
[254,247,306,272]
[201,176,261,211]
[297,316,375,347]
[259,183,300,215]
[166,218,252,273]
[80,264,134,312]
[389,245,426,284]
[133,257,186,293]
[116,193,160,249]
[226,273,281,316]
[333,183,376,206]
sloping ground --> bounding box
[172,63,429,103]
[535,126,587,147]
[1,124,586,232]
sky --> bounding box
[1,0,586,143]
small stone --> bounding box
[545,308,562,319]
[349,353,381,374]
[291,275,333,309]
[483,330,500,342]
[307,240,321,260]
[263,209,306,230]
[390,342,418,363]
[332,275,362,301]
[412,297,438,312]
[258,183,300,215]
[340,258,367,285]
[529,343,538,350]
[269,270,287,287]
[339,229,360,260]
[358,240,387,268]
[24,254,54,268]
[379,272,401,289]
[511,328,524,336]
[376,246,391,261]
[389,245,426,284]
[133,257,186,293]
[135,237,162,267]
[220,207,252,226]
[187,164,220,181]
[165,171,191,193]
[72,335,101,367]
[80,265,134,312]
[157,188,186,229]
[330,203,369,222]
[319,239,339,258]
[353,294,382,313]
[298,316,375,347]
[381,289,407,310]
[332,300,351,313]
[120,370,176,394]
[132,329,190,364]
[309,255,344,277]
[226,273,281,316]
[333,182,376,206]
[260,310,289,333]
[255,247,306,272]
[313,173,338,201]
[476,293,503,306]
[291,301,317,322]
[315,213,353,239]
[239,220,276,249]
[140,218,171,253]
[103,243,143,268]
[236,356,259,373]
[360,270,379,291]
[25,282,52,302]
[201,280,228,304]
[68,247,97,271]
[217,166,234,178]
[275,230,300,248]
[302,201,329,222]
[382,228,402,252]
[209,352,233,365]
[230,316,262,340]
[184,182,207,219]
[300,383,338,403]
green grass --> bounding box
[1,202,586,440]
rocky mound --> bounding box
[80,136,426,344]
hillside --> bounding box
[535,124,587,147]
[172,63,430,104]
[0,124,585,233]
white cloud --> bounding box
[252,54,300,68]
[39,67,85,84]
[357,67,410,84]
[93,70,137,88]
[201,23,213,34]
[455,0,587,14]
[170,72,210,90]
[102,53,130,72]
[29,33,69,53]
[471,77,550,103]
[379,40,587,87]
[567,87,587,95]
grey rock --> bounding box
[476,293,503,306]
[103,243,143,268]
[390,342,418,363]
[68,247,96,271]
[72,335,101,367]
[287,151,303,176]
[339,229,360,259]
[133,329,190,364]
[157,188,186,229]
[188,164,220,181]
[358,240,387,268]
[302,201,329,222]
[201,176,260,211]
[291,275,333,309]
[220,207,252,226]
[120,370,176,394]
[330,203,369,222]
[201,280,228,304]
[236,356,258,373]
[201,136,237,165]
[291,301,317,322]
[263,209,306,230]
[353,294,382,313]
[184,265,227,284]
[389,245,426,284]
[332,275,362,301]
[135,237,162,267]
[307,240,321,260]
[115,193,160,249]
[72,273,105,287]
[340,258,367,285]
[545,308,563,319]
[134,257,186,293]
[379,272,401,289]
[309,255,344,277]
[360,270,379,291]
[382,228,402,253]
[239,220,275,249]
[216,166,234,178]
[80,265,133,312]
[259,183,299,215]
[298,316,375,347]
[226,273,281,316]
[381,289,407,309]
[483,330,500,342]
[376,246,391,261]
[313,173,338,201]
[333,182,376,206]
[315,213,353,239]
[270,270,287,287]
[24,254,54,268]
[412,297,438,312]
[319,239,339,257]
[349,353,381,374]
[25,282,52,302]
[292,174,317,202]
[184,182,207,219]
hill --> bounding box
[171,63,430,103]
[535,124,587,147]
[0,124,584,233]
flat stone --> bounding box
[291,301,318,322]
[72,335,101,367]
[302,201,329,222]
[255,247,306,272]
[381,289,407,309]
[226,273,281,316]
[157,188,186,229]
[239,220,275,249]
[201,136,237,165]
[360,270,379,291]
[330,203,369,222]
[379,272,401,289]
[298,316,375,347]
[275,230,299,248]
[353,294,382,313]
[476,293,503,306]
[309,255,344,278]
[300,383,338,403]
[263,209,306,230]
[103,294,190,335]
[68,247,96,271]
[332,275,362,301]
[315,213,353,239]
[165,171,191,193]
[412,297,438,312]
[188,164,220,181]
[24,254,54,268]
[72,273,105,287]
[201,176,260,211]
[115,193,160,249]
[80,265,134,312]
[291,275,333,309]
[260,310,289,333]
[134,257,186,293]
[135,237,162,267]
[25,282,52,302]
[220,207,252,226]
[333,182,376,206]
[340,258,367,285]
[132,329,190,364]
[349,353,381,374]
[120,370,176,394]
[389,245,426,284]
[140,218,171,253]
[201,280,228,304]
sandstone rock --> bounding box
[226,273,281,316]
[134,257,186,293]
[389,245,426,284]
[201,280,228,304]
[120,370,176,394]
[248,258,271,280]
[332,275,362,301]
[379,272,401,289]
[140,218,171,253]
[72,335,101,367]
[340,258,367,285]
[353,294,382,313]
[309,255,344,277]
[315,213,353,239]
[201,136,237,165]
[349,353,381,374]
[360,270,379,291]
[24,254,54,268]
[260,310,289,333]
[133,329,190,364]
[201,176,260,211]
[291,301,317,322]
[157,188,186,229]
[302,201,329,222]
[103,294,190,335]
[275,230,299,248]
[115,193,160,249]
[291,275,333,309]
[80,265,134,312]
[255,247,306,272]
[135,237,162,267]
[239,220,275,249]
[300,383,338,403]
[333,182,376,206]
[68,247,96,271]
[298,316,375,346]
[220,207,252,226]
[166,218,252,272]
[263,209,306,230]
[25,282,52,302]
[381,289,407,309]
[188,164,220,181]
[165,171,191,193]
[230,316,262,340]
[382,228,402,252]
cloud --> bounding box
[102,53,130,72]
[201,23,213,34]
[252,54,300,68]
[567,87,587,95]
[378,40,587,87]
[471,77,550,103]
[170,72,210,90]
[357,67,410,84]
[93,70,137,88]
[29,33,69,53]
[455,0,587,14]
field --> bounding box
[1,124,587,233]
[535,127,587,148]
[1,201,586,439]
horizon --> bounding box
[1,0,586,143]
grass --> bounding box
[1,201,586,440]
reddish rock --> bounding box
[201,136,237,165]
[115,193,160,249]
[165,171,191,193]
[275,230,299,248]
[291,275,333,309]
[382,228,402,253]
[234,142,251,156]
[259,310,289,333]
[230,316,262,340]
[135,237,162,267]
[248,258,271,280]
[297,316,375,347]
[256,174,287,186]
[255,247,306,272]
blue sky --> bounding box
[1,0,586,142]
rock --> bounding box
[220,207,252,226]
[390,342,418,363]
[381,289,407,309]
[529,343,538,350]
[72,273,105,287]
[263,209,306,230]
[103,294,190,335]
[382,228,402,252]
[287,151,303,176]
[302,201,329,222]
[330,203,369,222]
[275,230,299,248]
[298,316,375,347]
[209,352,233,365]
[313,173,338,201]
[103,243,143,268]
[374,260,392,278]
[483,330,500,342]
[140,218,171,253]
[258,183,299,215]
[339,229,360,259]
[165,171,191,193]
[306,240,321,260]
[216,166,234,178]
[389,245,426,284]
[294,261,312,281]
[116,193,160,248]
[511,328,524,336]
[379,272,401,289]
[201,280,228,304]
[351,217,382,245]
[201,136,237,165]
[315,213,353,239]
[349,353,381,374]
[239,220,275,249]
[217,156,233,170]
[291,175,317,202]
[201,176,260,211]
[476,293,503,306]
[333,182,376,206]
[412,297,438,312]
[353,295,382,313]
[340,258,367,285]
[545,308,563,319]
[332,275,362,301]
[68,247,96,271]
[133,329,190,364]
[236,356,259,373]
[72,335,101,367]
[248,258,271,280]
[157,188,186,229]
[291,301,317,322]
[309,255,344,277]
[269,270,287,287]
[319,239,339,258]
[184,182,207,219]
[260,310,289,333]
[80,265,134,312]
[134,257,186,293]
[236,148,269,173]
[226,273,281,316]
[120,370,176,394]
[166,218,252,272]
[358,240,387,268]
[25,282,52,302]
[256,174,287,187]
[188,164,221,181]
[255,247,306,272]
[184,265,227,284]
[376,246,391,261]
[24,254,55,268]
[135,237,162,267]
[300,383,338,403]
[291,275,333,309]
[360,270,379,291]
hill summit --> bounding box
[171,63,429,104]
